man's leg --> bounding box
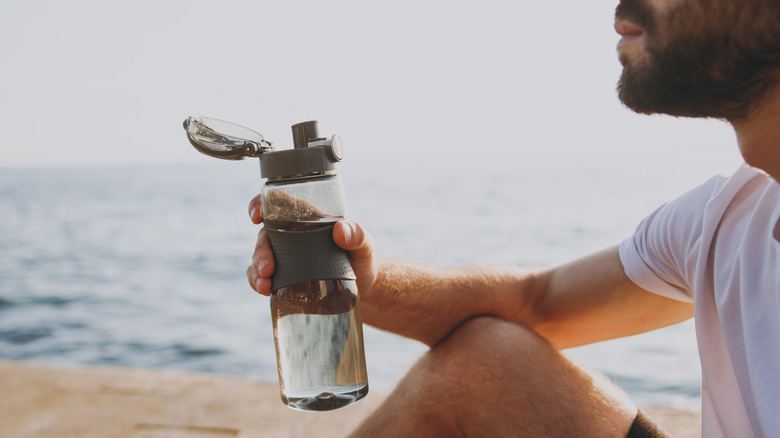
[351,316,638,438]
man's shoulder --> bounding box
[662,164,771,229]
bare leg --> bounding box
[350,316,638,438]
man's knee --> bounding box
[414,316,554,400]
[403,316,637,437]
[433,316,553,371]
[439,315,548,353]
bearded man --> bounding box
[247,0,780,436]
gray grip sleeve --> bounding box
[265,225,356,290]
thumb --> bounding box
[333,221,374,265]
[333,220,377,294]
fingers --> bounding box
[246,265,273,296]
[247,227,275,296]
[248,193,263,224]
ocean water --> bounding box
[0,155,742,410]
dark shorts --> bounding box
[626,410,671,438]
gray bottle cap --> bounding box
[260,146,338,180]
[259,120,342,180]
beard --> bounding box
[615,0,780,121]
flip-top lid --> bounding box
[183,117,343,179]
[183,116,273,160]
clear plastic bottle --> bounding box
[183,117,368,411]
[262,170,369,411]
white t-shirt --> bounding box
[619,164,780,438]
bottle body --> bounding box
[263,175,369,411]
[271,277,368,411]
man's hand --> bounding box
[245,194,379,297]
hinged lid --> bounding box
[183,116,274,160]
[183,117,344,180]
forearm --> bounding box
[517,247,694,350]
[359,248,693,350]
[359,258,539,346]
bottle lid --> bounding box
[183,116,273,160]
[182,117,343,180]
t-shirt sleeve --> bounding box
[618,175,726,303]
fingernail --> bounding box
[249,207,257,220]
[341,222,353,243]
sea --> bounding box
[0,152,744,411]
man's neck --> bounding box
[731,83,780,242]
[732,84,780,182]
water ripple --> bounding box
[0,328,53,344]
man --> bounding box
[247,0,780,436]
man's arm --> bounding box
[247,196,693,349]
[522,246,693,349]
[349,247,692,348]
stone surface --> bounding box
[0,359,700,437]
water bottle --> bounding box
[183,117,369,411]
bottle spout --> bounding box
[291,121,322,149]
[290,120,342,161]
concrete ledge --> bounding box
[0,359,700,437]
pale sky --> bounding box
[0,0,743,171]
